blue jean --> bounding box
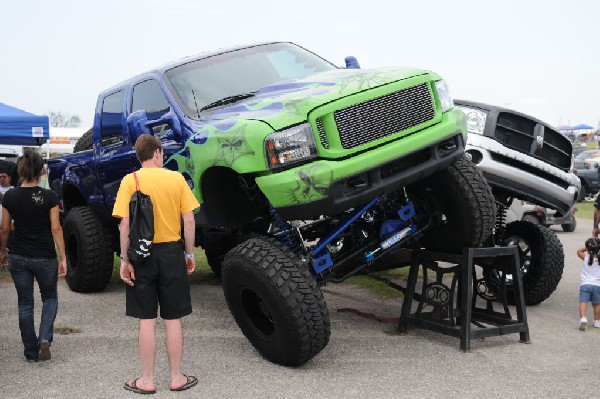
[9,254,58,360]
[580,284,600,304]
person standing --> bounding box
[0,163,15,228]
[592,194,600,238]
[112,134,200,395]
[575,238,600,330]
[0,149,67,362]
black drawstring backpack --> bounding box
[127,171,154,266]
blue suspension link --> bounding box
[268,205,303,255]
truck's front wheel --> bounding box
[222,237,330,366]
[416,155,496,253]
[63,207,114,293]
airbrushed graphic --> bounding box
[213,125,255,167]
[165,81,337,195]
[337,70,398,94]
[285,164,333,204]
[162,67,440,207]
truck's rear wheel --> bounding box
[490,221,564,305]
[222,237,330,366]
[73,128,93,152]
[418,155,496,253]
[63,207,114,293]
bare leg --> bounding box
[579,302,588,319]
[165,318,187,389]
[129,318,157,392]
[593,303,600,320]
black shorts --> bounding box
[126,241,192,320]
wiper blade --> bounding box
[200,92,257,112]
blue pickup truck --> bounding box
[48,41,499,366]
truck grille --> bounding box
[333,83,435,149]
[316,117,328,149]
[495,112,572,170]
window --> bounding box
[100,90,125,147]
[165,42,336,118]
[132,80,171,121]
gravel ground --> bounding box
[0,218,598,399]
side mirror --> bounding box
[127,110,152,144]
[126,109,180,144]
[344,56,361,69]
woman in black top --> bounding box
[0,149,67,362]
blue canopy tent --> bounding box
[572,124,594,130]
[0,102,49,145]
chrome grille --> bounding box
[334,83,434,149]
[495,112,572,170]
[316,118,328,149]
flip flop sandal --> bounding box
[170,375,198,392]
[124,378,156,395]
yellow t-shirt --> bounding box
[112,168,200,243]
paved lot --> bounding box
[0,219,598,399]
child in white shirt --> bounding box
[575,238,600,330]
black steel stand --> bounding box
[397,246,530,351]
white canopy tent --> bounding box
[40,127,89,158]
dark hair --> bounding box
[134,134,162,163]
[585,238,600,265]
[16,149,44,183]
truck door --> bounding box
[96,89,135,212]
[130,79,183,160]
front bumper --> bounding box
[257,134,465,220]
[466,135,580,213]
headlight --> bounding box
[456,106,488,135]
[265,123,317,168]
[435,80,454,113]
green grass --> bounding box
[111,247,219,285]
[575,200,594,220]
[344,268,411,299]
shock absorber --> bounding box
[495,201,508,242]
[268,205,304,255]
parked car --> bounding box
[572,144,589,157]
[573,149,600,170]
[574,166,600,201]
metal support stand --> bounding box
[397,246,530,351]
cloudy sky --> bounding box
[1,0,598,129]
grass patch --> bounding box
[54,326,82,335]
[0,267,11,283]
[576,200,594,220]
[111,247,220,285]
[344,268,410,299]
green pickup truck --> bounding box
[51,42,497,366]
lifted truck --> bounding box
[49,42,498,366]
[456,100,580,305]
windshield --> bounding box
[164,42,337,118]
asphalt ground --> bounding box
[0,219,598,399]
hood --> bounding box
[202,66,431,131]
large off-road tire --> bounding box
[222,237,330,367]
[73,128,93,152]
[63,207,114,293]
[204,232,256,278]
[418,155,496,253]
[561,214,577,232]
[496,221,564,305]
